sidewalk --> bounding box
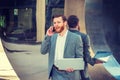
[0,39,20,80]
[0,38,116,80]
[1,39,48,80]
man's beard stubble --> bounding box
[55,26,64,33]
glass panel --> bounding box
[0,0,36,42]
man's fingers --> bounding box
[66,68,74,72]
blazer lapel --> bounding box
[64,31,71,52]
[52,34,58,56]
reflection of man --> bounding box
[0,27,4,38]
[41,15,83,80]
[0,16,5,38]
[67,15,103,80]
[0,25,5,38]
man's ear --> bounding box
[65,21,69,29]
[78,25,80,31]
[64,21,67,26]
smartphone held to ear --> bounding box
[52,26,56,32]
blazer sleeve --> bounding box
[75,35,83,58]
[84,35,96,66]
[40,35,51,54]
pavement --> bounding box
[1,39,48,80]
[0,39,116,80]
[0,39,20,80]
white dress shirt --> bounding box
[54,30,68,67]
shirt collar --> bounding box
[58,30,68,38]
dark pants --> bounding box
[80,70,91,80]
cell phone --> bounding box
[52,26,56,32]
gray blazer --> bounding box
[40,31,83,78]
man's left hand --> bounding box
[66,68,74,72]
[95,59,104,64]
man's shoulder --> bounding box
[68,31,82,40]
[78,32,89,39]
[79,32,87,36]
[69,31,80,36]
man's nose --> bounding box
[54,24,58,27]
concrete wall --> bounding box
[64,0,86,33]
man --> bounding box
[67,15,103,80]
[40,15,83,80]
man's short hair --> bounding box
[67,15,79,28]
[52,15,67,22]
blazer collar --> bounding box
[64,31,71,51]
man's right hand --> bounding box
[46,26,55,36]
[95,59,104,64]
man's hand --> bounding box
[46,26,55,36]
[66,68,74,72]
[95,59,104,64]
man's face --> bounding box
[53,17,65,33]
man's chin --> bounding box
[55,30,60,33]
[55,31,60,33]
[55,29,63,33]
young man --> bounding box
[67,15,103,80]
[40,15,83,80]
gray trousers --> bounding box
[51,66,81,80]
